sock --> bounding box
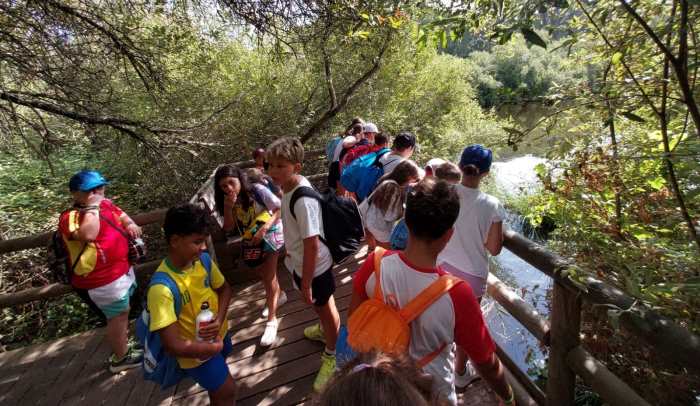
[324,348,336,356]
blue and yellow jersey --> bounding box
[147,257,228,369]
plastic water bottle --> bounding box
[195,302,215,342]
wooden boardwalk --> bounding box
[0,249,500,405]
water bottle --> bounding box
[195,302,215,342]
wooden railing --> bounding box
[1,148,698,406]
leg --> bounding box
[259,251,281,321]
[210,375,237,406]
[313,296,340,351]
[106,310,129,358]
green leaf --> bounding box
[611,52,623,65]
[520,28,547,49]
[620,111,646,122]
[647,176,665,190]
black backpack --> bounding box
[290,186,364,264]
[47,227,86,284]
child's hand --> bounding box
[224,192,237,208]
[86,193,104,207]
[199,318,222,342]
[126,223,142,239]
[251,226,267,245]
[301,280,313,305]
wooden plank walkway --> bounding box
[0,248,500,405]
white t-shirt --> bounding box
[281,176,333,277]
[438,185,505,279]
[378,152,405,175]
[359,180,403,243]
[332,136,357,162]
[353,251,495,405]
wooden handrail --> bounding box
[0,209,167,255]
[567,346,651,406]
[504,229,700,373]
[486,273,550,345]
[0,260,161,308]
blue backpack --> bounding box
[389,219,409,250]
[326,136,342,164]
[135,253,213,388]
[340,148,391,202]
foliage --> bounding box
[458,34,587,107]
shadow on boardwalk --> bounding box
[0,247,500,406]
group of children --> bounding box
[59,121,514,405]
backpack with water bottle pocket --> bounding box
[136,252,227,388]
[346,247,464,367]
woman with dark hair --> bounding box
[214,164,286,346]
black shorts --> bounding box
[292,268,336,307]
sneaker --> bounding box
[454,360,481,388]
[262,290,288,318]
[304,323,325,343]
[109,349,143,374]
[313,352,336,392]
[260,319,279,347]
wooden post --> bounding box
[546,282,581,406]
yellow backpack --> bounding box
[347,247,464,367]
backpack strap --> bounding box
[149,272,183,316]
[371,148,391,167]
[371,247,387,300]
[289,185,330,248]
[417,343,448,368]
[199,252,214,288]
[399,275,463,323]
[289,185,321,220]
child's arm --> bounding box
[73,208,101,242]
[119,212,142,239]
[159,323,224,359]
[252,209,280,244]
[484,221,503,256]
[197,281,233,341]
[301,236,319,304]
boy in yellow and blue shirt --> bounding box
[147,204,236,405]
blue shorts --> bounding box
[183,335,233,392]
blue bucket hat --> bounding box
[459,145,492,174]
[69,170,109,192]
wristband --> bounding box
[503,385,515,405]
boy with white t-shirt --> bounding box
[266,137,340,392]
[349,179,513,405]
[438,144,505,387]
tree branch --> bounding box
[300,32,392,144]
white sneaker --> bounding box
[260,319,279,347]
[262,290,288,318]
[454,361,481,388]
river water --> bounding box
[483,155,551,380]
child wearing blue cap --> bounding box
[59,170,144,373]
[437,145,506,388]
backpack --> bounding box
[136,253,213,388]
[347,248,463,367]
[47,210,87,284]
[325,136,342,164]
[339,148,391,202]
[251,177,281,207]
[340,144,378,168]
[290,185,364,264]
[389,219,409,250]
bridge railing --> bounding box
[1,149,698,406]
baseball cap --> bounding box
[425,158,447,172]
[459,145,492,174]
[363,122,379,133]
[69,170,109,192]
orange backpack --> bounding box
[347,247,463,367]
